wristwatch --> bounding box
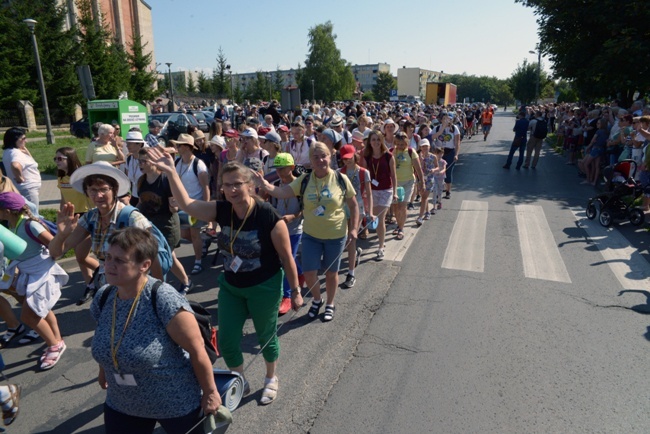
[291,287,301,295]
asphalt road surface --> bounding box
[3,111,650,433]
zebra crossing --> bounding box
[398,199,650,290]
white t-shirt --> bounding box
[3,148,41,190]
[125,155,143,198]
[175,156,208,199]
[286,138,311,166]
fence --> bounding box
[0,109,22,128]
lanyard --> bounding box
[110,279,146,373]
[229,199,254,255]
[371,156,382,179]
[178,157,193,178]
[93,210,113,259]
[12,216,24,234]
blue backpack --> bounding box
[87,205,173,279]
[116,206,173,279]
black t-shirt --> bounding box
[215,200,282,287]
[137,173,181,248]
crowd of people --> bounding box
[0,99,498,431]
[503,101,650,214]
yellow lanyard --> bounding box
[110,279,146,373]
[313,174,326,203]
[11,216,24,234]
[229,199,254,255]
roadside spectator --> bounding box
[523,110,547,169]
[580,117,608,185]
[2,128,41,209]
[145,120,162,148]
[85,124,125,167]
[123,131,145,207]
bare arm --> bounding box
[346,195,360,240]
[167,310,221,414]
[199,170,210,201]
[10,162,23,184]
[49,202,90,258]
[253,171,297,199]
[389,156,398,202]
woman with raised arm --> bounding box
[146,146,301,405]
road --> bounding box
[4,111,650,433]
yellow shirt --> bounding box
[85,141,119,163]
[289,171,355,240]
[393,148,416,183]
[58,175,92,213]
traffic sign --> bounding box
[390,89,398,97]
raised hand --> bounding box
[56,202,78,235]
[146,146,176,174]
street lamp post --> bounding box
[165,63,174,112]
[311,79,315,103]
[226,64,233,103]
[529,47,541,104]
[23,19,54,145]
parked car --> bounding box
[186,110,209,133]
[201,110,215,125]
[70,118,90,138]
[156,112,201,146]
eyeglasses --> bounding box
[222,182,246,190]
[19,136,27,141]
[53,156,68,162]
[87,187,112,196]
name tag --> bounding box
[313,205,325,216]
[230,256,243,273]
[114,373,137,386]
[371,179,379,187]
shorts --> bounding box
[397,179,415,203]
[301,233,347,273]
[178,211,205,229]
[482,124,492,133]
[372,188,393,208]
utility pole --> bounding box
[24,19,54,144]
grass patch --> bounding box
[26,136,89,175]
[24,129,73,139]
[38,209,75,259]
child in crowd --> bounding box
[0,192,68,370]
[338,145,373,288]
[416,139,436,225]
[432,147,447,211]
[267,153,304,314]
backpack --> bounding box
[86,205,173,278]
[298,171,347,211]
[98,281,219,364]
[175,157,199,178]
[115,205,173,278]
[24,217,58,246]
[533,119,548,139]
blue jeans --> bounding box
[282,233,303,298]
[505,137,526,168]
[443,148,456,184]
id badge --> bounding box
[230,256,243,273]
[114,373,137,386]
[313,205,325,216]
[371,179,379,187]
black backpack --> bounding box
[98,281,219,364]
[533,119,548,139]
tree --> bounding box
[373,72,396,101]
[272,67,284,101]
[197,71,211,94]
[508,60,539,104]
[515,0,650,105]
[127,30,157,103]
[299,22,355,102]
[0,0,81,114]
[361,91,375,102]
[213,47,229,98]
[76,0,131,100]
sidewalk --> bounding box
[39,173,62,210]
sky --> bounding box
[151,0,548,80]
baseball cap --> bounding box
[351,131,364,143]
[339,145,356,160]
[148,120,163,128]
[244,157,263,172]
[271,153,295,168]
[240,128,258,139]
[278,125,289,132]
[265,131,281,144]
[224,129,239,138]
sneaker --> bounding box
[431,209,436,215]
[376,248,385,261]
[278,297,292,315]
[407,202,414,210]
[355,247,362,267]
[424,212,431,220]
[445,191,450,199]
[343,274,356,288]
[179,280,194,295]
[416,217,423,226]
[437,203,442,210]
[76,285,97,306]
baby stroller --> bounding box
[586,159,645,227]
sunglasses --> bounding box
[53,156,68,162]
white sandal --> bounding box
[260,376,278,405]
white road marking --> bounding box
[442,200,488,272]
[515,205,571,283]
[571,209,650,290]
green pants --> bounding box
[217,270,283,368]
